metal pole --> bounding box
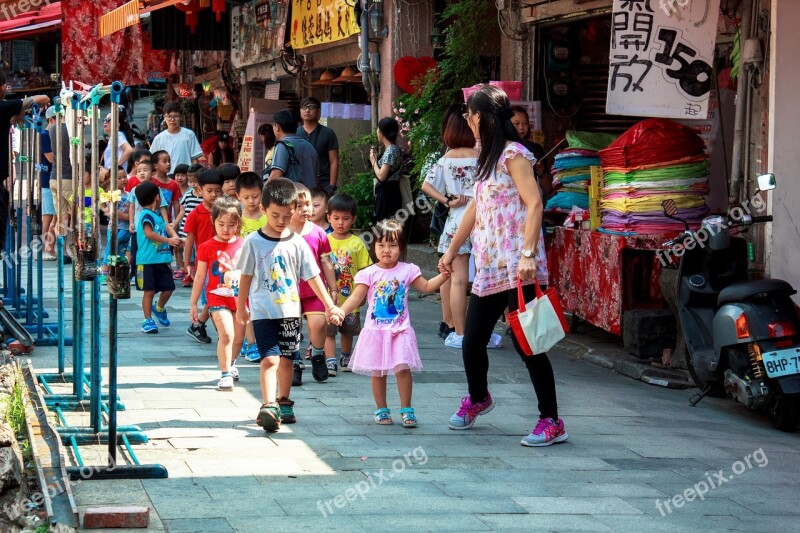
[6,128,16,304]
[729,0,753,204]
[25,124,34,324]
[33,113,44,336]
[55,100,66,372]
[89,102,102,433]
[108,82,123,461]
[72,102,85,401]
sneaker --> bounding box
[304,345,312,360]
[292,364,303,386]
[278,397,296,424]
[442,325,455,339]
[444,332,464,349]
[217,375,234,391]
[186,323,212,344]
[256,403,281,431]
[173,269,185,280]
[487,333,503,349]
[448,393,495,430]
[151,304,170,327]
[182,275,193,288]
[326,358,338,377]
[340,354,352,372]
[438,321,447,338]
[521,418,569,447]
[62,255,72,264]
[245,343,262,363]
[230,366,240,382]
[311,354,329,382]
[239,340,249,357]
[141,318,158,334]
[42,253,57,261]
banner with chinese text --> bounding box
[606,0,721,119]
[289,0,360,50]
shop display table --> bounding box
[546,227,672,335]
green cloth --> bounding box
[566,130,617,151]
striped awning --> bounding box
[0,2,61,41]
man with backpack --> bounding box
[265,110,318,189]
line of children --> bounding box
[170,163,190,280]
[236,178,345,431]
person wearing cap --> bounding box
[296,97,339,195]
[209,131,234,167]
[39,107,57,260]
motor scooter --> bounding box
[662,174,800,431]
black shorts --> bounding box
[252,318,301,361]
[326,312,362,337]
[136,263,175,293]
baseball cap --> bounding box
[45,107,56,119]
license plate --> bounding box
[761,347,800,378]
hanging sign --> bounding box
[231,1,289,69]
[255,1,271,24]
[289,0,360,50]
[606,0,721,119]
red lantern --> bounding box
[393,56,438,94]
[213,0,225,22]
[176,0,200,33]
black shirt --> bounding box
[296,124,339,187]
[0,99,23,181]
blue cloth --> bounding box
[39,130,52,189]
[135,209,171,265]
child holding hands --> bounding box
[336,219,450,427]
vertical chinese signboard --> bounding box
[606,0,720,119]
[289,0,360,50]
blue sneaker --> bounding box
[142,318,158,334]
[240,340,249,357]
[245,343,262,363]
[151,304,170,327]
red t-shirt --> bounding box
[153,177,182,221]
[197,237,244,311]
[299,223,332,300]
[183,203,214,245]
[125,175,139,193]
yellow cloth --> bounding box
[69,188,107,225]
[241,214,267,237]
[601,195,705,213]
[327,233,372,313]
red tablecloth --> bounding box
[546,227,671,335]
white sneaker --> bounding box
[487,333,503,349]
[42,253,57,261]
[444,333,464,349]
[230,366,240,382]
[217,376,234,391]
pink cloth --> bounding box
[349,262,423,377]
[298,223,332,300]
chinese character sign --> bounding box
[290,0,360,49]
[606,0,720,119]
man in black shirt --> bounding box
[0,71,50,254]
[296,97,339,195]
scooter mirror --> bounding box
[661,199,678,216]
[757,173,776,191]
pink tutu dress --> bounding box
[349,262,423,377]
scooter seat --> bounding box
[717,279,795,307]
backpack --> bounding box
[263,140,303,183]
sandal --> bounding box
[172,269,185,280]
[399,407,418,428]
[373,408,393,425]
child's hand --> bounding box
[236,307,250,326]
[167,236,181,247]
[326,305,344,325]
[189,303,198,324]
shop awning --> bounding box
[0,2,62,41]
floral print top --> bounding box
[424,156,478,255]
[471,142,549,297]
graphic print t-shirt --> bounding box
[327,234,372,312]
[298,223,332,300]
[356,262,421,329]
[197,236,244,310]
[237,230,320,320]
[135,209,172,265]
[153,178,182,221]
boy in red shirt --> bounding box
[184,168,224,344]
[151,150,182,223]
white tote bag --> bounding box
[508,279,569,355]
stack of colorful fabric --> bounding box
[599,119,710,234]
[545,131,616,211]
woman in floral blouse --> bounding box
[421,112,479,349]
[439,85,568,447]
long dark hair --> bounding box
[467,85,524,181]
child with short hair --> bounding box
[150,150,182,224]
[325,194,372,374]
[178,166,204,288]
[218,162,240,198]
[99,169,130,282]
[184,168,224,344]
[235,171,267,362]
[190,196,245,391]
[125,148,152,192]
[170,163,191,280]
[337,219,450,427]
[128,160,173,285]
[288,183,337,385]
[134,181,181,334]
[310,188,333,234]
[236,178,344,432]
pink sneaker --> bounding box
[448,393,495,430]
[521,417,569,447]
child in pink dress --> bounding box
[339,219,450,427]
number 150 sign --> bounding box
[606,0,721,119]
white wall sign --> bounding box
[606,0,721,119]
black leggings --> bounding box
[463,283,559,420]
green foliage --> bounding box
[394,0,497,177]
[338,133,378,228]
[4,368,26,438]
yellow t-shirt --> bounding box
[327,233,372,312]
[241,214,267,237]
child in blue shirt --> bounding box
[135,181,181,334]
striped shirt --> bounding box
[179,190,203,237]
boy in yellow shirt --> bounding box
[237,171,268,361]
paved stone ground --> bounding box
[23,262,800,532]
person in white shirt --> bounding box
[149,101,202,168]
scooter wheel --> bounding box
[768,393,800,432]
